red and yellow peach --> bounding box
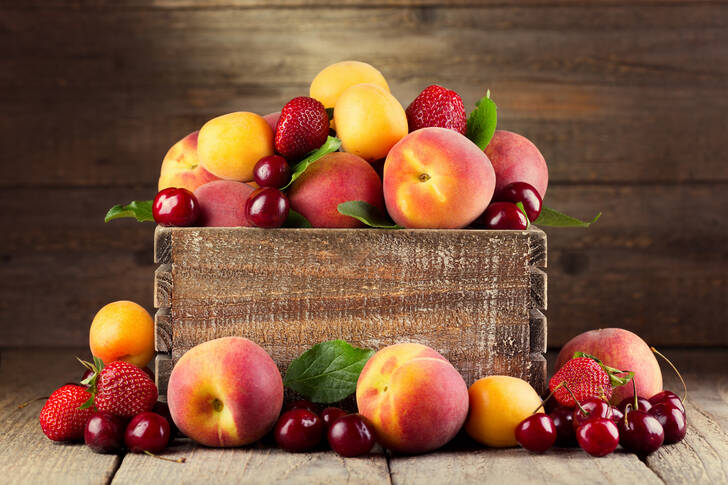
[194,180,255,227]
[485,130,549,198]
[158,131,220,193]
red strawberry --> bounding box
[549,353,633,407]
[39,384,95,441]
[405,85,467,134]
[81,358,158,419]
[275,96,329,161]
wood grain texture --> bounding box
[155,352,173,398]
[155,307,172,352]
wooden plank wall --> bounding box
[1,1,727,348]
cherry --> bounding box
[253,155,291,189]
[84,411,126,454]
[475,202,529,230]
[282,399,318,414]
[152,401,178,441]
[245,187,289,228]
[327,414,376,457]
[576,418,619,457]
[619,410,664,455]
[124,412,171,454]
[549,406,577,447]
[153,187,200,227]
[649,390,685,415]
[649,402,687,444]
[515,413,557,453]
[617,396,652,414]
[610,406,624,426]
[572,398,614,430]
[496,182,542,222]
[320,407,347,430]
[274,409,323,452]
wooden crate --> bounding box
[153,226,547,398]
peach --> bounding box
[197,112,274,182]
[556,328,663,404]
[356,343,468,454]
[334,83,408,162]
[89,300,154,368]
[194,180,254,227]
[262,112,280,134]
[288,152,385,228]
[383,127,495,229]
[167,337,283,447]
[485,130,549,198]
[157,131,221,193]
[310,60,390,109]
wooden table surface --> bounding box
[2,348,726,485]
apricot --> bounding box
[89,301,155,368]
[465,376,543,448]
[288,152,385,228]
[158,131,221,193]
[485,130,549,198]
[310,60,390,109]
[356,343,469,454]
[197,112,274,182]
[383,127,495,228]
[334,83,408,162]
[194,180,255,227]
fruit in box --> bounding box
[310,60,390,110]
[485,130,549,198]
[89,300,155,368]
[158,131,220,193]
[194,180,255,227]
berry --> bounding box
[549,357,612,407]
[245,187,289,228]
[474,202,529,230]
[515,413,557,453]
[619,410,664,455]
[496,182,542,222]
[649,390,685,415]
[254,155,291,189]
[84,411,126,454]
[275,96,329,161]
[152,187,200,227]
[274,409,323,452]
[125,412,171,454]
[282,399,318,415]
[572,398,614,430]
[405,85,467,134]
[617,396,652,414]
[576,418,619,457]
[82,359,158,419]
[152,401,179,441]
[327,414,376,457]
[320,407,347,430]
[649,402,687,444]
[39,385,95,442]
[549,406,577,447]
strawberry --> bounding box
[80,357,158,419]
[549,352,634,407]
[39,384,95,441]
[275,96,329,161]
[405,85,467,134]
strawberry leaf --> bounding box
[573,351,634,388]
[337,201,402,229]
[105,200,154,223]
[466,91,497,150]
[282,136,341,190]
[534,206,601,228]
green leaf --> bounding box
[283,209,313,228]
[282,136,342,190]
[283,340,375,403]
[105,200,154,223]
[325,107,334,120]
[515,201,530,228]
[573,351,635,388]
[466,92,497,150]
[337,201,402,229]
[534,206,601,228]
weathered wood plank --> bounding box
[154,352,173,398]
[111,439,391,485]
[529,309,547,354]
[154,263,172,309]
[155,307,172,352]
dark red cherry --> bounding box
[572,398,614,430]
[475,202,529,230]
[320,407,347,430]
[124,412,171,454]
[617,396,652,414]
[253,155,291,189]
[649,390,685,415]
[283,399,318,415]
[549,406,577,447]
[649,402,687,444]
[576,417,619,457]
[515,413,557,453]
[610,406,624,426]
[327,414,376,457]
[274,409,323,452]
[496,182,542,222]
[153,187,200,227]
[152,401,178,440]
[245,187,289,228]
[84,411,126,454]
[619,410,664,455]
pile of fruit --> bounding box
[107,60,598,230]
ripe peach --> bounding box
[197,112,274,182]
[556,328,663,404]
[383,127,495,228]
[167,337,283,447]
[194,180,255,227]
[356,343,469,454]
[485,130,549,198]
[263,112,280,134]
[89,301,154,368]
[334,83,408,162]
[310,60,390,109]
[465,376,543,448]
[288,152,385,228]
[158,131,221,193]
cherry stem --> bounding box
[552,381,588,415]
[631,376,639,413]
[651,346,688,402]
[532,385,559,414]
[17,396,48,409]
[143,450,186,464]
